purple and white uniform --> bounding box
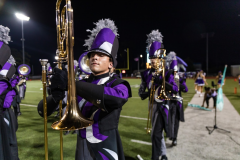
[18,77,27,99]
[139,68,178,159]
[197,75,205,86]
[75,73,131,160]
[170,77,188,139]
[0,81,16,109]
[0,79,19,160]
[218,75,224,85]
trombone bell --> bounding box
[51,98,93,130]
[79,52,92,75]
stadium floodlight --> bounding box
[15,13,30,21]
[15,13,30,65]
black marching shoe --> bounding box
[161,155,168,160]
[172,138,177,146]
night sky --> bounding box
[1,0,240,75]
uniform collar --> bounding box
[89,72,109,80]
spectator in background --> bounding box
[216,71,225,89]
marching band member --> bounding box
[196,70,208,97]
[38,19,132,160]
[0,25,19,160]
[139,30,178,160]
[167,54,188,146]
[46,63,52,96]
[17,64,31,100]
[216,71,225,89]
[10,74,21,117]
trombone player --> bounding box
[38,19,132,160]
[139,30,178,160]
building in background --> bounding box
[231,65,240,76]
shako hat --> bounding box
[146,30,164,59]
[0,25,11,69]
[84,19,119,67]
[0,55,16,80]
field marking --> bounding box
[21,104,37,107]
[131,139,152,145]
[26,91,43,93]
[22,104,147,121]
[131,84,140,88]
[120,115,147,120]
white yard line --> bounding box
[21,104,148,121]
[131,139,152,145]
[120,115,147,120]
[26,91,42,93]
[21,104,37,107]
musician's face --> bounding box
[89,52,113,76]
[150,58,160,69]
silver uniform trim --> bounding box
[83,76,111,143]
[4,118,9,126]
[103,148,118,160]
[78,98,86,110]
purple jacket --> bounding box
[75,73,131,160]
[76,73,130,138]
[10,76,20,88]
[0,81,16,108]
[180,78,188,92]
[139,69,178,100]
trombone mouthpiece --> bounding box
[39,59,48,66]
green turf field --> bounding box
[17,78,239,159]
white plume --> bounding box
[7,55,16,66]
[74,60,78,67]
[166,51,177,62]
[146,30,163,51]
[47,63,51,68]
[84,19,119,50]
[165,51,177,69]
[0,25,11,44]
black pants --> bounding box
[152,111,164,160]
[206,96,217,107]
[173,111,180,139]
[171,103,180,139]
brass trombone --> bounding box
[146,49,170,134]
[40,0,93,159]
[52,0,93,131]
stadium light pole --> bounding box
[140,54,143,70]
[15,13,30,64]
[201,32,214,75]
